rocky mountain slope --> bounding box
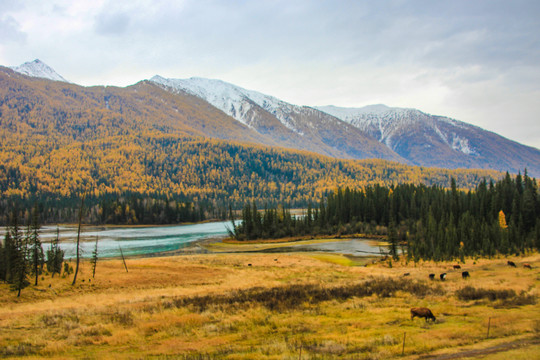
[317,105,540,176]
[150,76,403,162]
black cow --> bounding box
[440,273,447,281]
[453,265,461,270]
[462,271,470,279]
[507,261,517,267]
[429,273,435,280]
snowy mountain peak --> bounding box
[10,59,68,82]
[316,104,477,156]
[150,76,304,133]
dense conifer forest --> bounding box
[0,137,503,225]
[232,172,540,260]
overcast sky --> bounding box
[1,0,539,149]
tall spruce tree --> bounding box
[9,209,29,297]
[28,205,43,286]
[46,226,64,278]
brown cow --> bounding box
[410,307,436,322]
[453,264,461,270]
[523,263,532,269]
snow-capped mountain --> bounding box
[316,105,540,175]
[10,59,68,82]
[3,59,539,176]
[150,76,404,161]
[317,105,474,153]
[151,76,293,130]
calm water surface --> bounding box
[28,221,234,259]
[1,221,384,258]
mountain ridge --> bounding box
[316,105,540,176]
[0,65,504,210]
[150,75,404,162]
[5,59,540,176]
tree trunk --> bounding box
[72,195,85,286]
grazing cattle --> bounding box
[462,271,470,279]
[507,260,517,267]
[410,307,436,322]
[429,273,435,280]
[247,263,252,267]
[403,273,410,277]
[453,265,461,270]
[523,263,532,269]
[440,273,447,281]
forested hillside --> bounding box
[0,67,503,224]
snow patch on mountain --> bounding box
[10,59,68,82]
[450,135,474,155]
[316,105,477,156]
[151,76,305,135]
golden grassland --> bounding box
[0,251,539,359]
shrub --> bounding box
[104,309,134,326]
[170,277,443,312]
[457,286,536,307]
[456,286,516,301]
[1,342,42,356]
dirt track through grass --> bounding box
[420,337,540,359]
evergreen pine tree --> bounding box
[91,235,99,278]
[46,226,64,278]
[28,205,43,286]
[9,209,29,297]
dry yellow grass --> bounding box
[1,252,539,359]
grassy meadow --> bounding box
[0,249,539,359]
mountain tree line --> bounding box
[0,193,215,226]
[232,172,540,260]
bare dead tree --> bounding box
[72,195,85,286]
[119,245,128,273]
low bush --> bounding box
[103,309,134,326]
[456,286,516,301]
[457,286,536,307]
[1,342,43,357]
[169,277,443,312]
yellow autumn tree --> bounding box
[498,210,508,229]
